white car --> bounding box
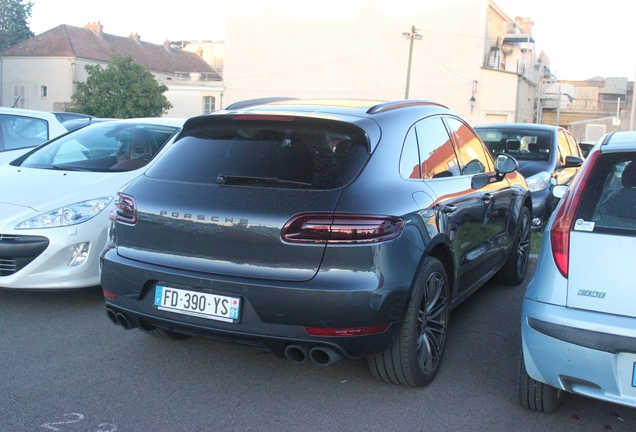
[0,118,184,290]
[0,108,68,165]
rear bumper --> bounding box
[521,298,636,408]
[101,248,409,358]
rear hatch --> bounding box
[566,151,636,318]
[115,114,372,282]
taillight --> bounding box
[305,324,390,336]
[281,214,404,244]
[109,192,137,225]
[550,150,600,277]
[103,289,117,300]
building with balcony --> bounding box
[538,77,633,142]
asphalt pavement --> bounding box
[1,257,635,431]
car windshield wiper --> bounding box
[46,165,91,172]
[217,174,311,187]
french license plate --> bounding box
[154,285,240,323]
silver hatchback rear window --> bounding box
[581,152,636,232]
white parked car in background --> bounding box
[0,118,184,290]
[0,108,68,164]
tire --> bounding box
[367,256,450,387]
[518,352,563,412]
[497,205,531,285]
[142,326,191,340]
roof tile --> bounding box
[1,24,219,77]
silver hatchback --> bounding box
[520,131,636,411]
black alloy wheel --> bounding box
[497,205,531,285]
[368,256,450,387]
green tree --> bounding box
[70,53,173,118]
[0,0,34,51]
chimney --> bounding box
[129,32,141,43]
[196,47,203,57]
[515,16,534,36]
[84,21,103,38]
[164,39,171,51]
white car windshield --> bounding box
[17,122,179,172]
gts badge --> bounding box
[577,290,606,299]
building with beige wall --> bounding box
[0,22,224,118]
[222,0,546,125]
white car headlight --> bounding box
[525,171,551,192]
[15,197,113,229]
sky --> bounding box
[27,0,635,82]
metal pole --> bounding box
[555,86,561,127]
[405,26,415,99]
[536,78,543,124]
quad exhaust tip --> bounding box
[284,343,342,366]
[106,307,137,330]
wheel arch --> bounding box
[421,238,455,301]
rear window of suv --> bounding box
[145,116,369,189]
[577,152,636,233]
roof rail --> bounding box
[224,97,299,110]
[367,100,449,114]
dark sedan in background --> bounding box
[101,99,531,387]
[475,123,584,230]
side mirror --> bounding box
[494,153,519,174]
[553,185,568,199]
[471,153,519,190]
[471,173,490,190]
[564,155,584,168]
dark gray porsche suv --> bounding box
[101,99,531,387]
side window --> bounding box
[557,131,570,164]
[399,127,421,179]
[0,114,49,150]
[565,132,581,158]
[445,117,493,175]
[415,117,459,179]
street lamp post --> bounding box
[402,26,422,99]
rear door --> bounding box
[567,152,636,317]
[445,117,515,274]
[411,116,487,292]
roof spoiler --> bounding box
[367,100,449,114]
[224,97,299,110]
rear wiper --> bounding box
[217,174,311,187]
